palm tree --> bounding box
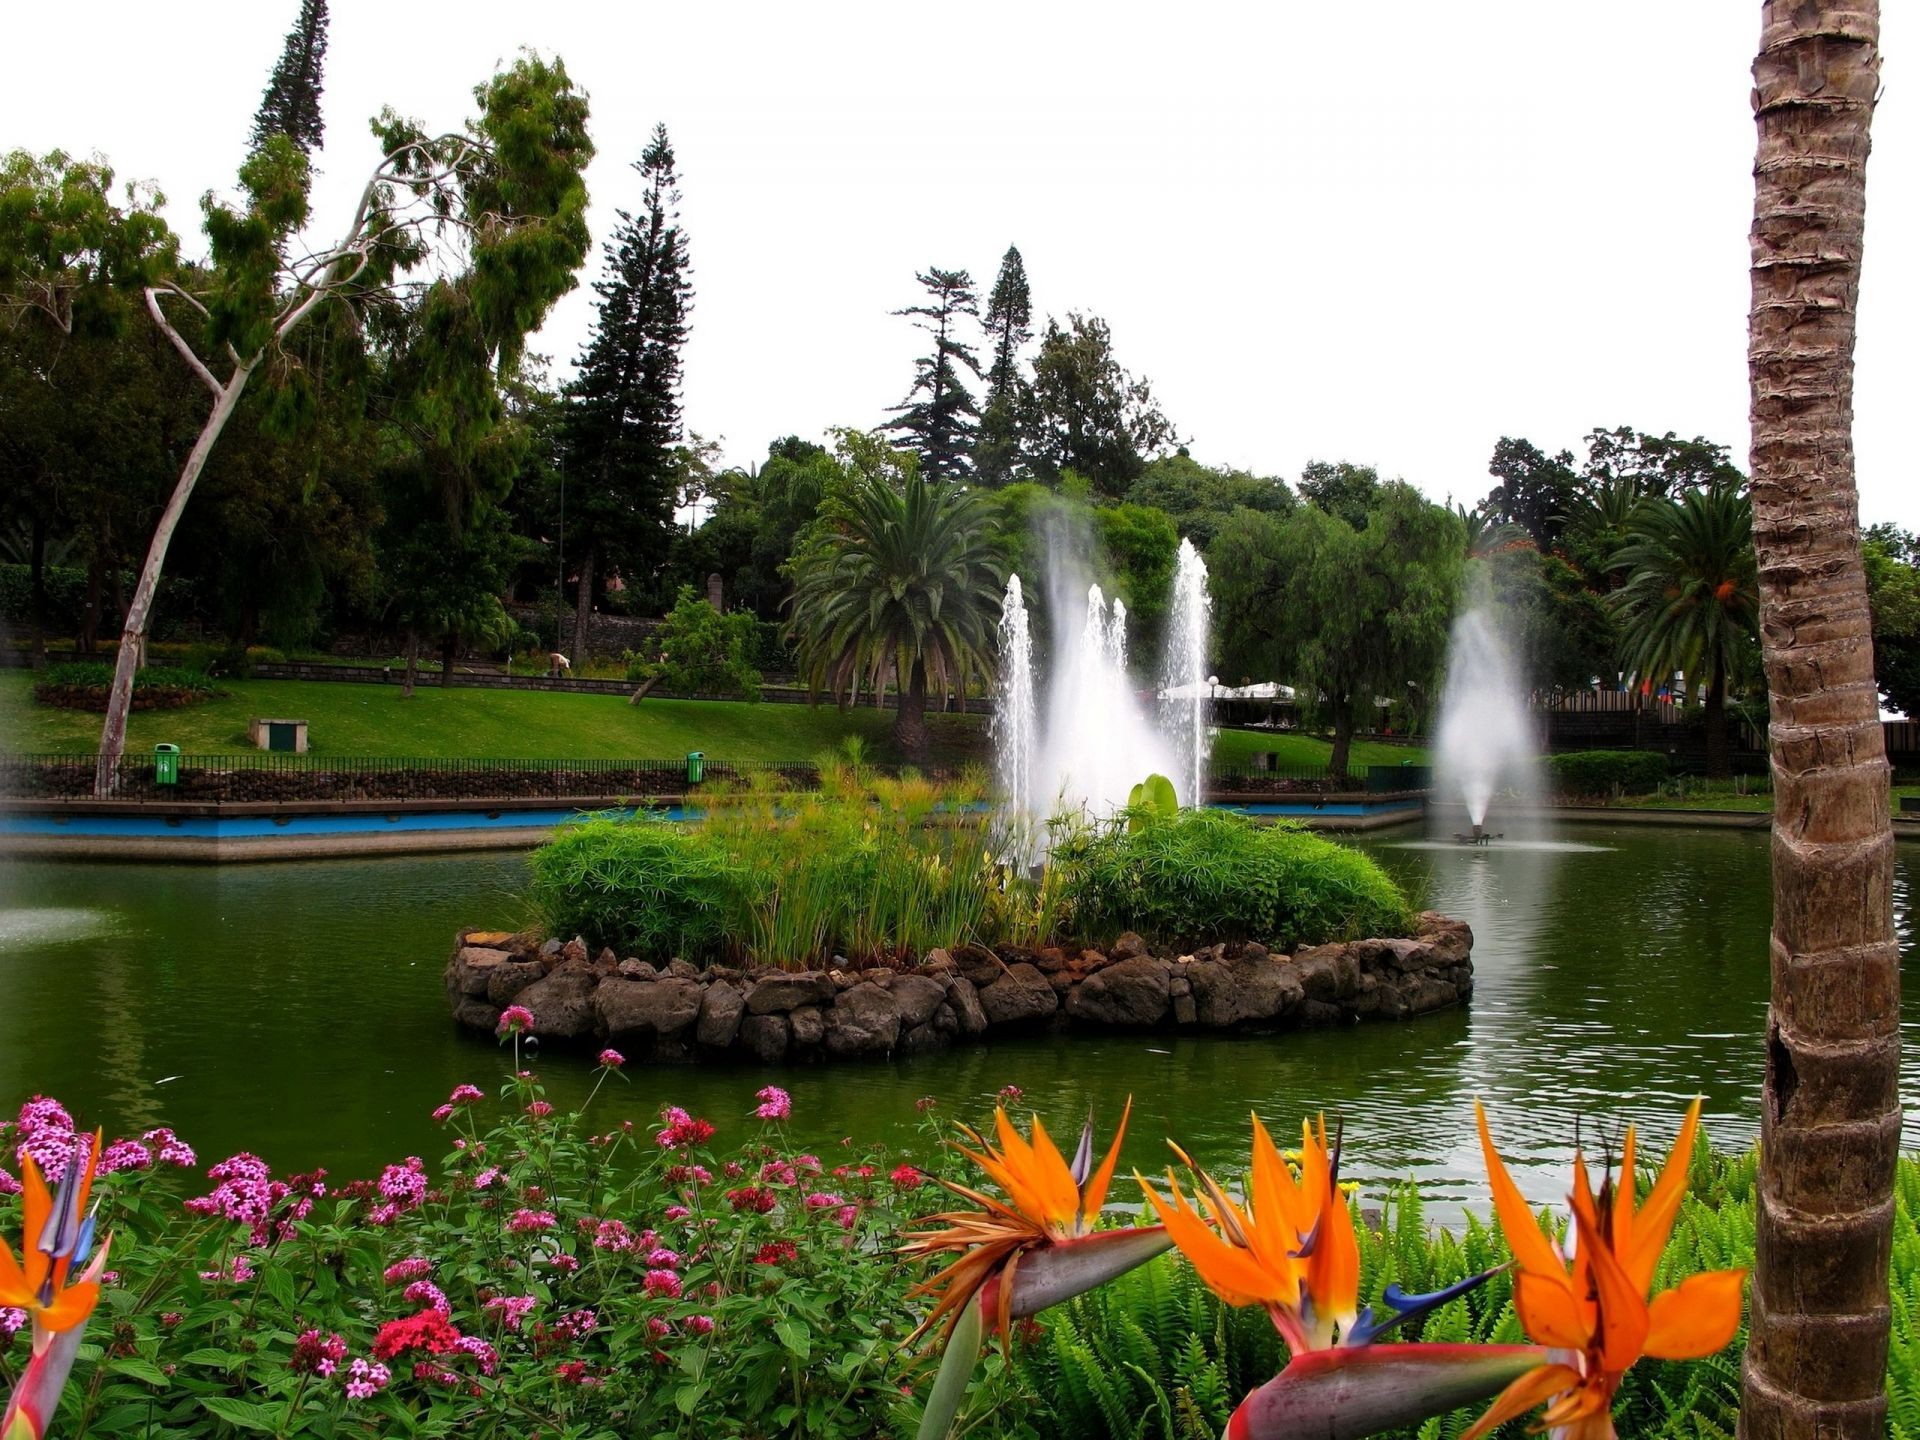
[1609,485,1758,778]
[786,464,1005,761]
[1741,6,1897,1438]
[1560,478,1642,585]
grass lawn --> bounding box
[1600,781,1919,817]
[0,672,1423,774]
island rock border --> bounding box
[445,913,1473,1063]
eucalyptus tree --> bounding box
[88,55,592,792]
[1740,4,1897,1435]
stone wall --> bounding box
[444,913,1473,1063]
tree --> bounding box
[786,444,1005,760]
[0,150,179,664]
[377,484,518,696]
[1482,437,1584,549]
[1479,542,1617,696]
[1741,7,1897,1436]
[1298,460,1382,531]
[975,245,1032,486]
[1026,312,1173,498]
[1212,480,1462,778]
[1609,486,1759,778]
[1863,535,1920,719]
[561,123,693,660]
[627,585,761,702]
[1129,452,1293,549]
[1581,425,1745,498]
[86,54,591,792]
[884,267,981,483]
[250,0,330,157]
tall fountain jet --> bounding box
[1159,538,1213,810]
[993,513,1213,859]
[1432,604,1541,841]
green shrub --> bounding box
[527,813,738,960]
[1052,808,1414,949]
[1545,749,1669,797]
[35,662,218,711]
[625,586,762,700]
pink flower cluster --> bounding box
[404,1279,449,1313]
[596,1048,625,1068]
[13,1096,80,1181]
[754,1086,792,1121]
[890,1164,924,1190]
[345,1357,391,1400]
[507,1208,557,1234]
[1,1307,27,1338]
[198,1255,258,1284]
[656,1106,715,1149]
[643,1269,682,1299]
[292,1328,347,1377]
[186,1153,274,1231]
[484,1294,537,1331]
[497,1005,534,1035]
[368,1157,427,1224]
[383,1257,433,1285]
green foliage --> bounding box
[1126,773,1180,829]
[530,769,997,968]
[976,245,1034,487]
[1095,503,1180,651]
[249,0,329,157]
[1212,479,1463,776]
[1052,808,1414,949]
[1544,749,1669,797]
[1866,532,1920,721]
[1475,543,1618,695]
[628,586,762,700]
[1481,437,1582,550]
[0,148,178,335]
[1610,486,1758,697]
[1026,313,1175,498]
[1127,453,1293,549]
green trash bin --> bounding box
[686,751,705,785]
[154,743,181,786]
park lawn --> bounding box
[0,673,989,766]
[0,671,1420,774]
[1601,782,1918,817]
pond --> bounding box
[0,824,1914,1214]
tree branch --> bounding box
[144,286,224,396]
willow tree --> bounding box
[94,54,592,793]
[1741,5,1896,1437]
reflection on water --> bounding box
[0,827,1912,1219]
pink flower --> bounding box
[890,1164,924,1191]
[185,1153,274,1232]
[915,1096,938,1113]
[344,1357,391,1400]
[554,1308,597,1340]
[794,1154,822,1173]
[753,1240,797,1266]
[664,1204,691,1221]
[430,1105,455,1124]
[507,1208,557,1233]
[726,1185,777,1214]
[404,1279,449,1313]
[644,1247,682,1269]
[655,1106,714,1149]
[448,1084,484,1105]
[98,1138,153,1173]
[643,1269,683,1299]
[292,1329,347,1377]
[760,1160,798,1186]
[588,1218,633,1251]
[473,1167,501,1191]
[525,1100,554,1119]
[198,1255,256,1284]
[754,1086,792,1121]
[803,1191,845,1210]
[646,1316,672,1340]
[0,1169,19,1197]
[597,1048,625,1068]
[497,1006,534,1035]
[685,1314,716,1336]
[453,1334,498,1376]
[143,1128,197,1167]
[547,1253,580,1274]
[836,1204,859,1230]
[1,1308,27,1338]
[383,1258,433,1285]
[484,1295,537,1331]
[378,1157,428,1211]
[998,1084,1023,1103]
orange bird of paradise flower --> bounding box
[1139,1113,1368,1352]
[2,1133,112,1440]
[901,1098,1169,1344]
[1465,1099,1747,1440]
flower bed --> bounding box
[4,1078,1879,1438]
[31,662,217,712]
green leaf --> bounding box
[107,1356,172,1387]
[674,1381,709,1416]
[773,1318,812,1362]
[200,1395,285,1432]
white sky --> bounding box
[6,1,1915,528]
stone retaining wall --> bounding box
[444,913,1473,1063]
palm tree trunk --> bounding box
[1741,6,1896,1438]
[894,658,930,762]
[1704,668,1731,780]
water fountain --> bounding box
[993,512,1213,860]
[1431,604,1541,843]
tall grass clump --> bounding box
[527,813,739,960]
[1050,808,1414,950]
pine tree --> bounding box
[884,267,981,483]
[561,123,694,660]
[975,245,1031,485]
[250,0,330,157]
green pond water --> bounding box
[0,825,1914,1213]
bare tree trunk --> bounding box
[27,512,46,670]
[1741,6,1897,1438]
[440,630,457,688]
[81,548,103,656]
[1327,701,1354,781]
[573,543,595,667]
[94,367,253,795]
[403,626,420,698]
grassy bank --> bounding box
[1585,777,1919,816]
[0,672,1426,772]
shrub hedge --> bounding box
[32,662,218,711]
[1544,749,1669,797]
